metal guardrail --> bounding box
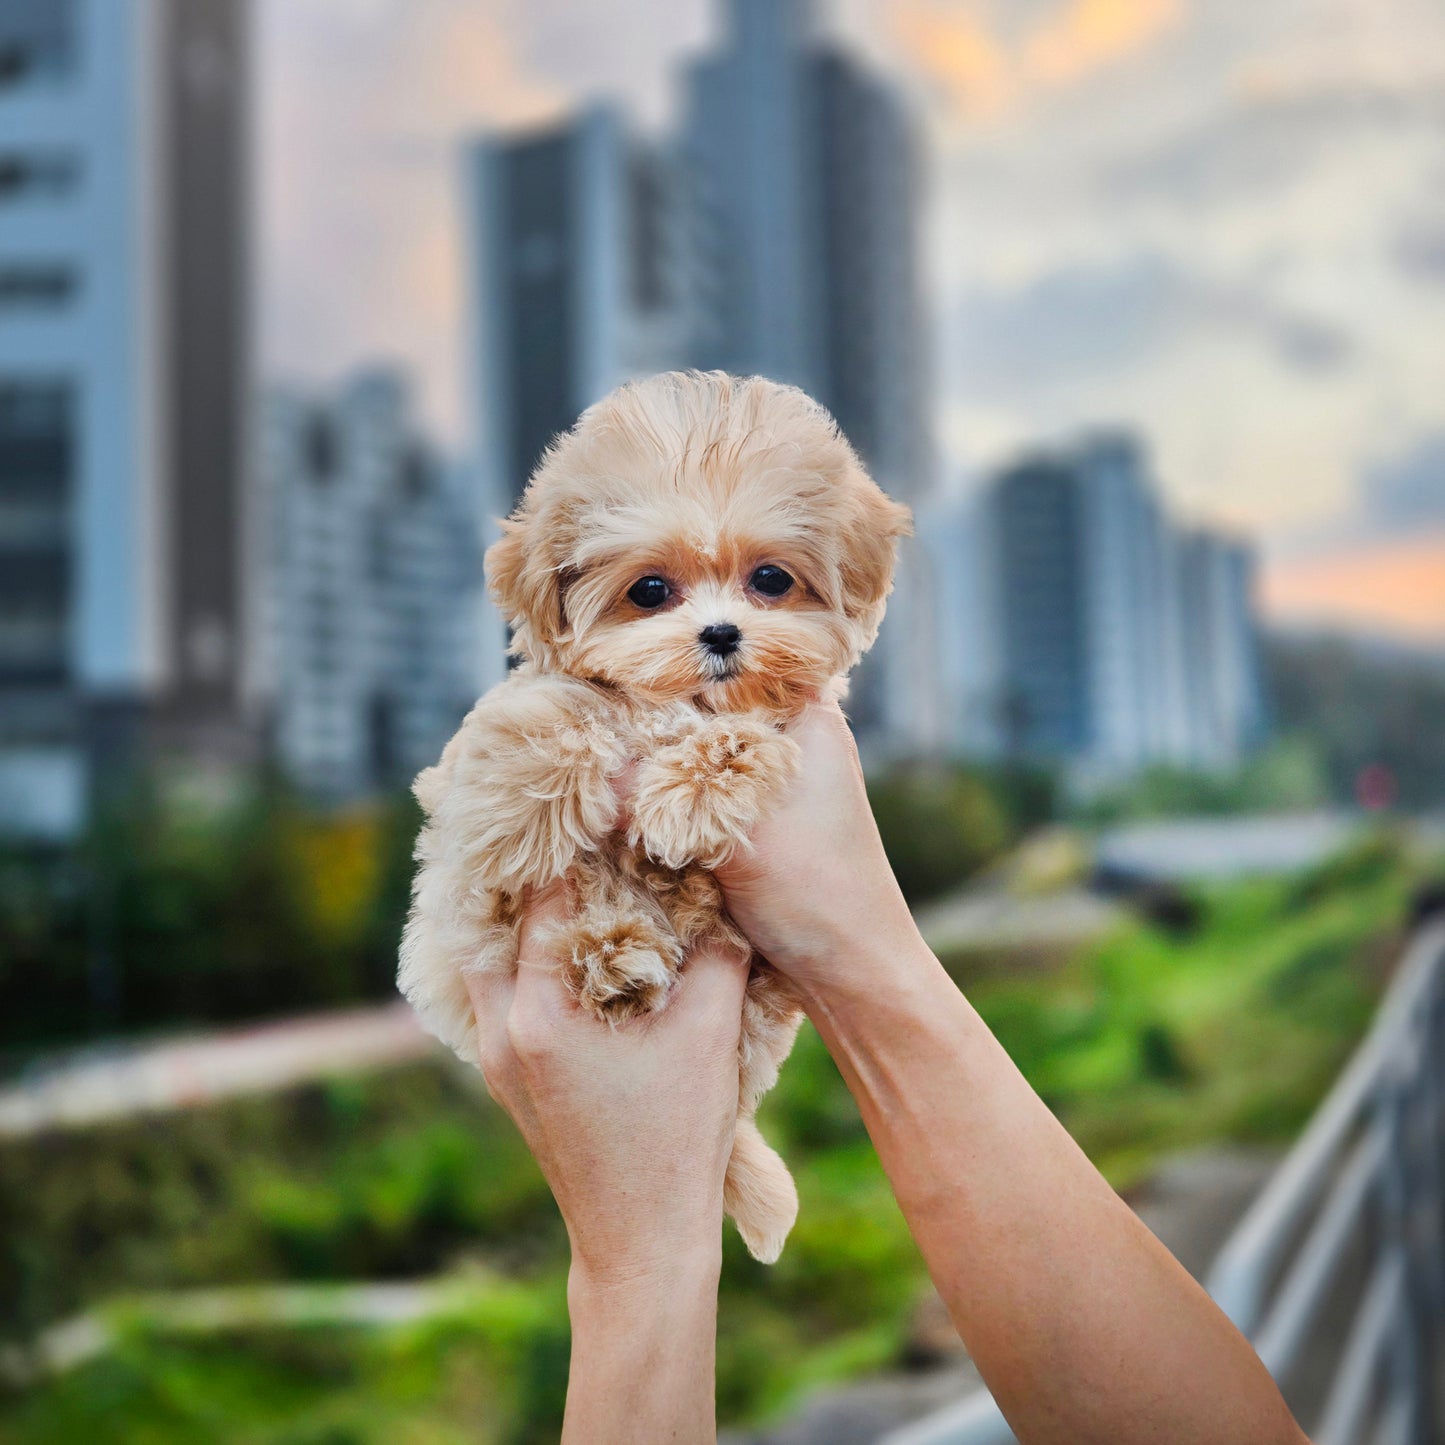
[884,920,1445,1445]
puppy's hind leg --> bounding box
[551,858,683,1023]
[398,883,522,1065]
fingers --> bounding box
[469,880,573,1093]
[515,879,574,963]
[511,879,590,1034]
[669,940,751,1021]
[787,696,861,769]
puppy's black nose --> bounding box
[699,623,741,657]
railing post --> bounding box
[1416,974,1445,1439]
[1379,1040,1429,1445]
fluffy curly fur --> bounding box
[399,371,911,1263]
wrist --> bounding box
[791,915,936,1017]
[568,1242,721,1352]
[563,1237,720,1445]
[568,1235,722,1304]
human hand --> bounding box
[470,885,745,1442]
[714,700,922,1007]
[467,883,747,1287]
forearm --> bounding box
[563,1249,721,1444]
[800,938,1305,1445]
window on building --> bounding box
[0,0,76,90]
[0,264,79,308]
[400,446,431,501]
[304,408,337,480]
[1,380,73,687]
[0,603,66,673]
[0,381,72,501]
[0,151,80,203]
[367,691,399,787]
[0,498,65,545]
[627,151,669,312]
[0,555,69,686]
[368,513,390,584]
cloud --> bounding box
[953,251,1355,400]
[256,0,710,443]
[1365,432,1445,531]
[1024,0,1182,85]
[894,4,1013,119]
[932,0,1445,562]
[1394,214,1445,284]
[891,0,1185,120]
[1262,532,1445,642]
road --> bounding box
[1094,811,1361,882]
[0,1001,436,1138]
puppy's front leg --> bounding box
[419,675,628,894]
[627,715,799,870]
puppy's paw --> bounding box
[628,718,799,870]
[559,915,682,1022]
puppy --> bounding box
[399,371,910,1262]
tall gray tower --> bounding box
[680,0,929,501]
[463,1,936,744]
[0,0,253,836]
[464,104,688,687]
[679,0,934,750]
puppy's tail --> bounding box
[725,1114,798,1264]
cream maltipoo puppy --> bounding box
[399,371,910,1262]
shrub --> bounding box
[866,764,1013,902]
[0,788,422,1055]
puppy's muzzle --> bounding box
[699,623,741,658]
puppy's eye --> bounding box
[627,576,671,609]
[750,565,794,597]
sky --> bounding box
[257,0,1445,644]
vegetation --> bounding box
[1074,736,1330,825]
[0,758,1049,1059]
[0,786,422,1059]
[2,832,1429,1443]
[1265,632,1445,810]
[868,761,1054,902]
[1044,630,1445,826]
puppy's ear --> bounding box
[838,469,913,635]
[485,512,564,661]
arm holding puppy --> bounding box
[717,700,1308,1445]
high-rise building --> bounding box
[679,0,928,498]
[969,436,1264,776]
[680,0,823,398]
[464,103,685,689]
[1074,436,1184,770]
[988,452,1092,758]
[256,372,479,802]
[0,0,251,836]
[1174,528,1266,767]
[465,104,685,516]
[464,0,935,747]
[678,0,935,751]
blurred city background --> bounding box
[2,0,1445,1440]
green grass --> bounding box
[0,833,1429,1441]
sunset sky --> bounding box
[256,0,1445,644]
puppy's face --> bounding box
[487,374,912,713]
